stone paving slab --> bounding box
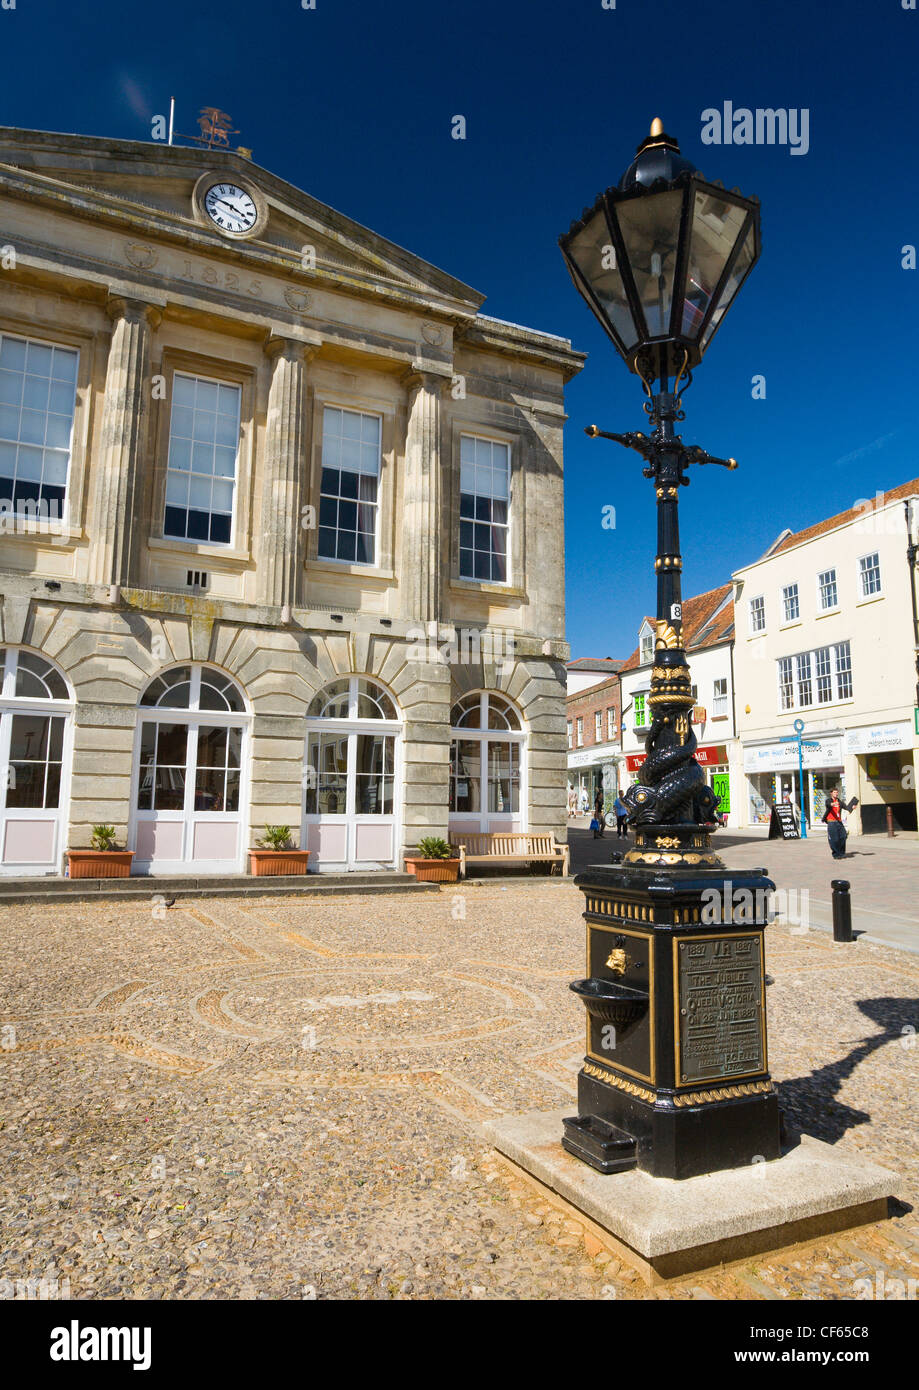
[0,884,917,1300]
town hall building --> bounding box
[0,126,582,875]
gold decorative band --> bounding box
[672,1080,773,1108]
[583,1061,655,1104]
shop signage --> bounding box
[768,803,800,840]
[743,736,843,773]
[626,743,726,773]
[844,721,912,756]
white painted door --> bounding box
[131,717,247,874]
[302,725,400,871]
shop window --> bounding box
[163,373,240,545]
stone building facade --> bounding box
[0,128,582,875]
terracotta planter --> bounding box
[68,850,134,879]
[248,849,311,877]
[404,856,460,883]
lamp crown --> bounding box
[649,117,664,137]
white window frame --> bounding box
[567,719,573,749]
[594,711,602,742]
[606,707,616,740]
[775,641,853,711]
[0,331,79,527]
[458,432,512,587]
[576,716,583,746]
[448,691,526,834]
[634,693,647,729]
[781,582,799,623]
[640,630,654,664]
[163,370,241,549]
[711,678,728,717]
[316,404,383,569]
[0,647,75,876]
[817,567,838,612]
[749,595,765,633]
[857,551,882,599]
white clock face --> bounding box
[203,183,258,234]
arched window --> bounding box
[303,676,401,870]
[307,676,397,722]
[0,647,74,873]
[449,691,525,832]
[140,664,245,712]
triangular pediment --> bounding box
[0,127,484,312]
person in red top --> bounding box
[823,787,847,859]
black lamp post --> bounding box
[558,122,781,1179]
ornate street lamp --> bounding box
[558,123,781,1180]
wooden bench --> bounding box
[453,832,570,880]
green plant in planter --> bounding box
[91,824,118,851]
[415,836,454,860]
[259,825,293,852]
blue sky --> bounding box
[2,0,916,658]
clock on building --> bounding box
[192,171,267,240]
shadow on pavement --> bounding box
[778,997,919,1146]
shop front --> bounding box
[567,746,619,815]
[624,743,733,824]
[742,734,845,830]
[846,721,918,833]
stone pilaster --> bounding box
[257,336,315,608]
[401,367,448,626]
[87,297,161,587]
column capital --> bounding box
[264,330,322,364]
[105,295,164,330]
[401,362,452,399]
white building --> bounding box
[617,586,741,826]
[732,480,919,834]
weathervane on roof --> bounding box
[167,101,250,157]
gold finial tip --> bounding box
[650,117,664,137]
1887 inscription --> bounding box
[676,934,765,1084]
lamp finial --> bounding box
[649,117,664,137]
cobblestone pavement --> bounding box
[570,827,919,952]
[0,883,917,1300]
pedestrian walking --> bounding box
[822,787,850,859]
[593,789,605,838]
[613,794,629,838]
[579,787,590,815]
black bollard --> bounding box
[831,879,853,942]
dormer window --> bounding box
[639,625,654,664]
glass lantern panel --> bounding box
[700,222,756,351]
[565,208,640,350]
[681,191,748,341]
[613,191,683,339]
